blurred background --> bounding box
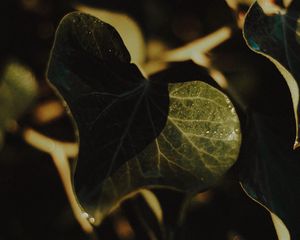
[0,0,284,239]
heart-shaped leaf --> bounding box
[243,0,300,148]
[47,12,241,224]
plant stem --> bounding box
[162,26,232,63]
[22,128,96,238]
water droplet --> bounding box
[231,108,235,113]
[234,128,239,133]
[89,217,95,224]
[108,49,112,53]
[72,19,76,23]
[206,130,210,134]
[81,212,96,224]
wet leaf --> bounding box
[0,61,38,149]
[47,12,241,224]
[74,4,146,65]
[243,0,300,148]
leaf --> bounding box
[74,4,146,65]
[47,12,241,225]
[213,10,299,237]
[235,66,300,239]
[240,110,300,239]
[243,0,300,148]
[0,61,37,149]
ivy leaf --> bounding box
[233,58,299,239]
[0,61,37,149]
[243,0,300,148]
[240,108,300,239]
[242,2,300,237]
[74,4,146,65]
[47,12,241,224]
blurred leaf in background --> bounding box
[0,61,38,149]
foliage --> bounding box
[1,0,299,239]
[241,1,300,238]
[47,12,241,225]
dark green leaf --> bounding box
[47,12,241,224]
[243,0,300,147]
[240,111,300,239]
[241,2,300,237]
[236,69,300,239]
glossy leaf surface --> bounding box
[47,12,241,224]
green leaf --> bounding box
[242,2,300,238]
[235,69,299,239]
[0,61,37,149]
[243,0,300,148]
[74,4,146,65]
[47,12,241,225]
[240,109,300,239]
